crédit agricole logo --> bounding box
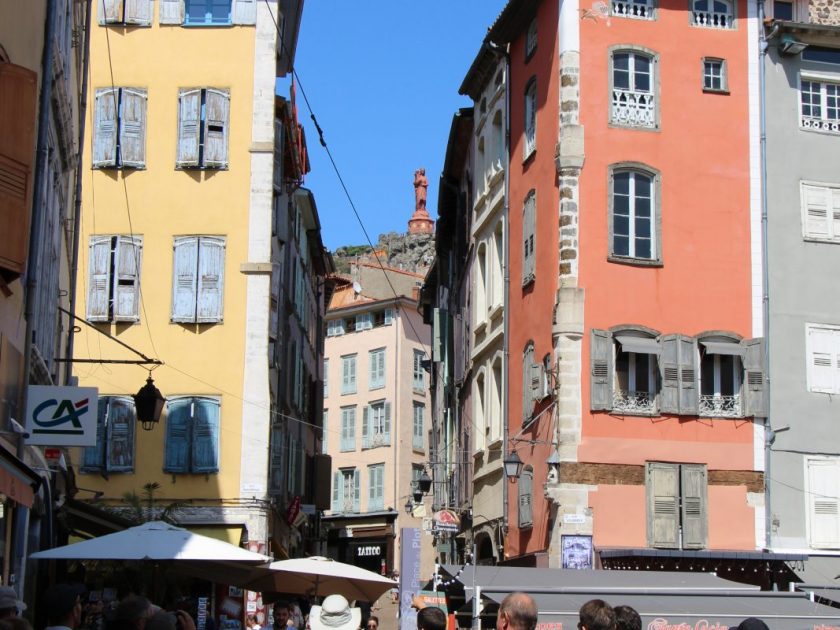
[25,386,98,446]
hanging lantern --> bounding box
[133,375,166,431]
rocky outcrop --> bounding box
[333,231,435,276]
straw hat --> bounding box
[308,595,361,630]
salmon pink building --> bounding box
[473,0,776,579]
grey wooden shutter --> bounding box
[659,334,680,414]
[124,0,153,25]
[680,463,708,549]
[118,88,147,168]
[82,397,108,471]
[105,396,135,472]
[647,462,679,548]
[87,236,112,321]
[353,469,361,512]
[159,0,185,24]
[196,236,225,322]
[742,337,767,417]
[203,89,230,168]
[523,192,536,284]
[523,343,534,422]
[384,401,391,444]
[232,0,257,24]
[519,468,533,528]
[99,0,123,24]
[590,329,613,410]
[172,236,198,322]
[678,335,698,415]
[93,88,118,167]
[176,89,201,167]
[113,236,141,321]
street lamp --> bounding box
[503,450,524,482]
[133,375,166,431]
[418,470,432,494]
[404,499,414,515]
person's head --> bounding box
[365,616,379,630]
[417,607,446,630]
[247,615,259,628]
[613,606,641,630]
[579,600,615,630]
[0,586,26,619]
[308,595,360,630]
[732,619,769,630]
[112,595,154,630]
[496,593,538,630]
[274,604,291,629]
[44,584,85,629]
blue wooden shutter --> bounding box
[332,471,341,512]
[92,88,118,167]
[192,397,220,473]
[177,89,201,167]
[384,308,394,325]
[105,396,135,472]
[82,397,108,471]
[159,0,184,24]
[172,236,198,322]
[87,236,112,321]
[113,236,141,322]
[164,398,191,473]
[353,469,361,512]
[197,237,225,322]
[383,402,391,445]
[124,0,153,25]
[118,88,147,167]
[203,89,230,168]
[232,0,257,24]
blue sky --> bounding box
[283,1,507,252]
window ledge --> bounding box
[804,236,840,244]
[369,384,385,391]
[523,147,536,165]
[474,320,488,336]
[702,88,730,95]
[608,121,660,132]
[607,255,663,268]
[488,303,504,321]
[413,386,425,395]
[412,447,425,454]
[522,274,535,288]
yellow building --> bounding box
[72,0,302,549]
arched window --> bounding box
[491,356,503,442]
[523,342,535,424]
[524,78,537,158]
[609,164,661,264]
[492,222,504,308]
[692,0,734,28]
[475,242,488,322]
[474,371,486,451]
[522,190,536,284]
[591,326,661,415]
[610,48,657,129]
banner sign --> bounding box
[399,527,422,627]
[432,509,460,533]
[25,386,98,446]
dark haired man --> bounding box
[613,606,640,630]
[578,599,616,630]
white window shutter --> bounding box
[99,0,123,24]
[172,236,198,322]
[93,88,118,167]
[124,0,153,25]
[113,236,142,321]
[678,335,699,415]
[203,89,230,168]
[384,308,394,325]
[159,0,185,24]
[659,334,680,414]
[680,464,708,549]
[196,237,225,323]
[232,0,257,24]
[118,88,147,168]
[809,328,836,393]
[87,236,112,321]
[590,329,614,411]
[177,89,201,167]
[808,459,840,548]
[384,401,391,442]
[803,184,830,238]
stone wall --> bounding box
[333,231,435,276]
[808,0,840,25]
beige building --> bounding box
[322,263,434,583]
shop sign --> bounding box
[647,620,729,630]
[25,386,98,446]
[355,545,382,558]
[417,591,447,615]
[432,509,460,533]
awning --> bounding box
[62,498,134,538]
[187,525,244,547]
[789,555,840,585]
[0,444,42,508]
[615,335,660,355]
[701,341,746,357]
[797,586,840,608]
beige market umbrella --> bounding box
[243,556,396,602]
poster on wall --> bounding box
[561,535,593,569]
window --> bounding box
[492,111,504,171]
[493,222,504,306]
[523,342,536,424]
[164,396,221,473]
[327,319,346,336]
[476,244,487,320]
[591,328,661,415]
[646,462,707,549]
[332,468,360,513]
[99,0,152,26]
[413,350,425,392]
[413,402,425,451]
[698,338,743,417]
[87,236,142,322]
[524,78,537,158]
[807,324,840,394]
[369,348,386,390]
[373,308,394,327]
[322,409,328,453]
[803,47,840,65]
[692,0,734,28]
[177,88,230,168]
[518,466,534,528]
[609,167,659,263]
[368,464,385,512]
[801,75,840,133]
[341,354,357,394]
[611,0,655,19]
[525,18,538,60]
[82,396,136,473]
[363,401,391,449]
[340,406,356,451]
[522,190,536,284]
[356,313,372,332]
[703,58,727,92]
[161,0,256,25]
[807,457,840,548]
[474,371,487,451]
[323,359,329,398]
[184,0,231,24]
[92,88,147,168]
[269,425,285,494]
[611,50,657,129]
[171,236,225,323]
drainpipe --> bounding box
[65,0,93,386]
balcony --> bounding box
[611,89,656,128]
[362,433,390,449]
[613,389,656,414]
[612,0,655,19]
[699,394,742,418]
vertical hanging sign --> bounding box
[399,527,422,627]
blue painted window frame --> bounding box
[184,0,232,25]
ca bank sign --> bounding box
[24,386,98,446]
